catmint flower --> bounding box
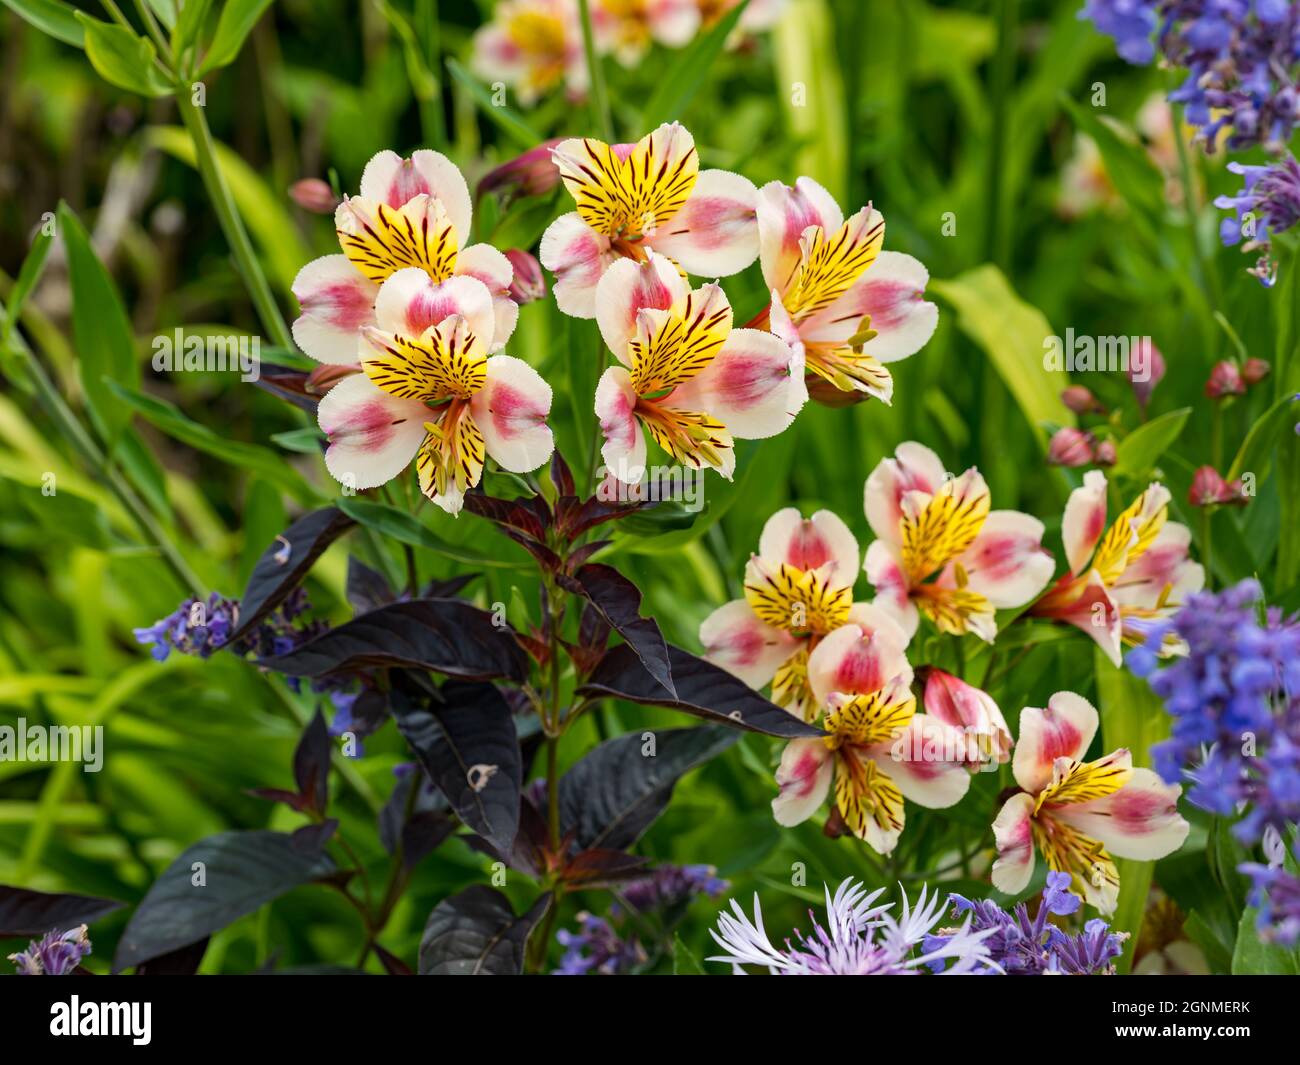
[1215,155,1300,286]
[618,864,728,914]
[9,925,92,975]
[708,879,999,974]
[133,588,328,665]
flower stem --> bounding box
[576,0,613,140]
[176,91,295,351]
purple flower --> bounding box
[9,925,92,975]
[554,913,646,975]
[709,879,998,975]
[133,587,329,665]
[1215,155,1300,286]
[1241,862,1300,943]
[618,864,729,914]
[1079,1,1161,63]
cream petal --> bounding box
[665,328,803,439]
[772,738,833,826]
[594,252,687,363]
[291,254,378,364]
[1053,767,1190,861]
[798,251,938,362]
[862,540,919,640]
[1110,522,1203,610]
[539,211,617,318]
[359,148,472,237]
[991,793,1037,896]
[456,242,514,296]
[1063,469,1109,576]
[699,599,801,690]
[873,716,973,809]
[471,355,554,473]
[645,169,759,277]
[922,669,1012,765]
[595,365,647,483]
[955,510,1055,609]
[1013,691,1100,795]
[373,268,496,348]
[317,373,428,491]
[756,177,843,295]
[845,600,912,650]
[863,440,949,543]
[806,622,913,706]
[757,507,859,586]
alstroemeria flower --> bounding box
[292,150,517,364]
[1030,471,1204,665]
[317,268,553,514]
[594,252,803,483]
[922,668,1012,769]
[991,692,1189,914]
[862,442,1054,642]
[540,122,759,317]
[470,0,587,104]
[756,177,938,403]
[700,507,909,720]
[592,0,700,66]
[772,626,972,855]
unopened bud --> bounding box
[289,178,341,214]
[1206,360,1245,399]
[1048,427,1094,467]
[505,249,547,304]
[478,140,563,203]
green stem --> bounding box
[984,0,1017,268]
[176,92,295,350]
[414,0,447,149]
[576,0,612,140]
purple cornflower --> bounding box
[554,913,647,975]
[708,879,998,975]
[8,924,92,975]
[928,872,1125,975]
[1081,2,1300,152]
[1215,155,1300,285]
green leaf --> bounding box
[1227,392,1299,482]
[1,227,53,350]
[145,125,308,293]
[1232,906,1300,974]
[931,266,1070,450]
[74,13,174,97]
[145,0,177,30]
[239,478,287,587]
[104,380,321,504]
[446,57,543,151]
[173,0,215,61]
[269,426,325,454]
[1094,647,1170,973]
[199,0,274,74]
[672,934,706,975]
[0,0,85,48]
[57,203,141,443]
[641,0,749,127]
[337,497,525,568]
[1114,407,1191,477]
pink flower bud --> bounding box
[1048,427,1094,467]
[504,248,547,304]
[306,363,360,395]
[289,178,341,214]
[1188,465,1247,506]
[1243,357,1271,386]
[1206,360,1245,399]
[922,669,1012,768]
[1093,438,1117,466]
[1061,385,1101,415]
[478,140,564,203]
[1129,338,1165,408]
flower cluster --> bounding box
[554,862,729,974]
[8,925,92,976]
[132,587,326,663]
[1081,1,1300,152]
[472,0,788,104]
[1215,155,1300,287]
[708,878,998,974]
[1128,580,1300,941]
[927,872,1126,974]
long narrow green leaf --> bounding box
[199,0,274,74]
[446,57,544,150]
[0,0,85,47]
[641,0,749,128]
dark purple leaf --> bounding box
[254,363,319,414]
[293,708,331,815]
[417,887,551,975]
[290,819,338,853]
[579,643,823,738]
[462,491,548,540]
[390,682,522,853]
[0,885,124,937]
[135,937,208,975]
[561,848,649,887]
[113,830,336,972]
[379,771,455,870]
[550,451,575,498]
[562,563,674,697]
[423,573,477,599]
[558,726,737,851]
[260,599,529,683]
[558,495,654,538]
[374,944,413,975]
[346,557,394,614]
[231,508,355,640]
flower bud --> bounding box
[922,669,1012,767]
[1129,339,1165,409]
[289,178,341,214]
[505,248,547,304]
[478,139,564,203]
[306,363,360,395]
[1048,427,1094,467]
[1093,438,1117,466]
[1205,360,1245,398]
[1242,357,1271,385]
[1061,385,1102,414]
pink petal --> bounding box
[757,507,859,583]
[806,622,912,707]
[291,254,378,364]
[645,168,759,277]
[871,715,973,809]
[863,440,948,543]
[991,793,1037,895]
[471,355,554,473]
[756,177,843,295]
[923,669,1012,765]
[316,372,428,490]
[665,327,803,439]
[953,509,1055,609]
[358,148,472,237]
[539,211,617,319]
[373,269,495,347]
[1054,767,1190,860]
[594,251,686,363]
[798,251,938,362]
[699,600,801,690]
[1012,691,1099,795]
[595,365,646,482]
[1062,469,1109,575]
[862,540,920,640]
[772,737,833,827]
